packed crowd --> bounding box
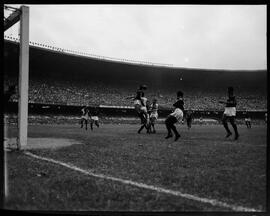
[4,78,267,111]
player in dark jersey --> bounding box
[90,107,100,131]
[244,112,251,129]
[219,87,239,140]
[186,110,193,130]
[165,91,184,141]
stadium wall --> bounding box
[5,102,267,120]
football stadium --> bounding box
[3,5,267,212]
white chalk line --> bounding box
[24,151,261,212]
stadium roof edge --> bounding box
[3,39,173,69]
[4,38,267,72]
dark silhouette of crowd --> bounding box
[4,78,267,111]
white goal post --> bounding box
[4,5,29,149]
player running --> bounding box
[137,91,151,134]
[149,98,159,133]
[244,112,252,129]
[80,106,89,130]
[90,107,100,131]
[185,109,193,130]
[219,87,239,140]
[165,91,184,141]
[127,85,150,133]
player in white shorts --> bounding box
[219,87,239,140]
[90,107,100,131]
[80,106,89,130]
[165,91,184,141]
[244,112,251,129]
[127,85,150,133]
[137,92,151,133]
[149,98,158,133]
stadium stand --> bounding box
[4,77,267,111]
[4,39,267,111]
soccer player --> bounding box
[165,91,184,141]
[186,109,193,130]
[127,85,150,134]
[199,116,203,126]
[137,91,151,134]
[80,106,89,130]
[219,87,239,140]
[244,112,251,129]
[149,98,159,133]
[90,107,100,131]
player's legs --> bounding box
[171,123,180,141]
[84,119,88,130]
[95,120,99,128]
[141,111,150,133]
[245,120,249,128]
[150,117,156,133]
[165,116,179,139]
[187,118,191,129]
[90,119,94,130]
[137,112,146,134]
[146,114,151,134]
[229,117,239,140]
[165,116,173,138]
[80,118,84,128]
[138,124,146,134]
[222,114,232,137]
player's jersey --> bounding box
[244,113,251,122]
[139,97,148,113]
[226,96,237,107]
[134,99,141,106]
[170,99,184,123]
[224,96,237,116]
[81,108,89,119]
[170,108,184,123]
[173,99,184,112]
[91,116,99,121]
[140,97,147,107]
[186,111,192,120]
[150,103,159,119]
[150,103,158,114]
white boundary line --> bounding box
[24,151,261,212]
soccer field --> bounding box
[4,123,267,211]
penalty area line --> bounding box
[24,151,260,212]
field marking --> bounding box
[24,151,261,212]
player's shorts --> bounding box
[140,106,147,113]
[134,99,141,106]
[224,107,236,116]
[169,108,184,123]
[91,116,99,121]
[81,116,89,120]
[150,112,158,121]
[245,118,251,122]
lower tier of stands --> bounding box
[5,78,267,111]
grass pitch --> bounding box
[4,122,267,211]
